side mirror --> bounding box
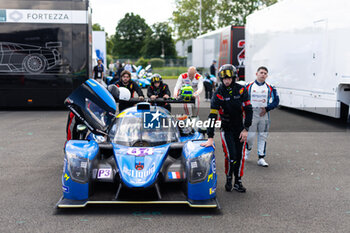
[77,124,87,132]
[77,124,88,140]
[107,84,120,101]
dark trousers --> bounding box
[204,82,213,99]
[220,130,246,179]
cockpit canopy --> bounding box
[109,107,180,147]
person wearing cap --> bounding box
[201,64,253,193]
[173,66,203,116]
[244,66,279,167]
[93,59,104,81]
[210,60,217,77]
[147,74,171,112]
[116,70,144,112]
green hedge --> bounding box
[153,67,187,76]
[149,58,165,68]
[136,57,149,68]
[162,76,178,79]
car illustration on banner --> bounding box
[0,41,62,73]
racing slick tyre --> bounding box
[23,54,47,73]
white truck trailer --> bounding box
[182,25,245,80]
[245,0,350,121]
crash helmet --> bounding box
[118,87,131,101]
[180,85,193,101]
[150,74,163,85]
[218,64,237,82]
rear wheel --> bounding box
[23,54,46,73]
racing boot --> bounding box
[225,175,234,192]
[233,178,246,193]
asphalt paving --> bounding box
[0,79,349,233]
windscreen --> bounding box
[109,111,180,147]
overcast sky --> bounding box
[90,0,176,36]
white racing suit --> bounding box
[174,72,203,116]
[245,80,279,158]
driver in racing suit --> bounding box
[147,74,171,112]
[201,64,252,193]
[173,66,203,116]
[244,66,279,167]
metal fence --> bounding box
[110,58,187,67]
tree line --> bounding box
[93,0,277,59]
[172,0,277,41]
[93,13,177,60]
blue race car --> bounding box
[131,65,151,88]
[56,79,218,208]
[137,77,151,88]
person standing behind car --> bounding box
[173,66,203,116]
[116,70,144,112]
[201,64,252,193]
[111,62,124,84]
[124,60,133,73]
[210,60,217,77]
[203,73,215,102]
[147,74,171,112]
[244,66,279,167]
[93,59,104,81]
[108,60,115,76]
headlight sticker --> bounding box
[190,161,198,168]
[80,161,88,169]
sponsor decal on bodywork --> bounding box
[168,172,181,179]
[123,162,155,178]
[97,169,112,179]
[209,187,216,195]
[64,173,70,181]
[207,173,213,182]
[127,148,154,156]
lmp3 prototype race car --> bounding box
[56,79,218,208]
[131,65,152,88]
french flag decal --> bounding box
[168,172,181,179]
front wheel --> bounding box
[23,54,46,73]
